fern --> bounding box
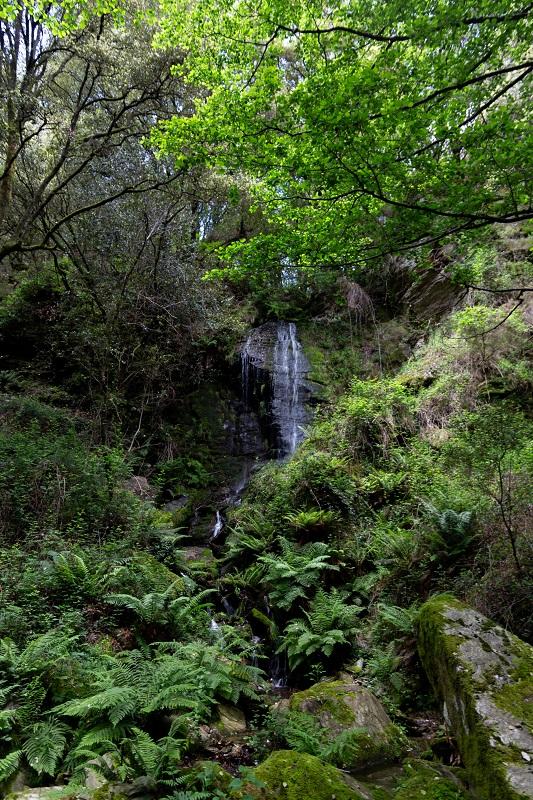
[74,723,128,749]
[105,583,214,641]
[23,720,68,775]
[0,749,22,781]
[259,538,338,611]
[425,504,475,558]
[377,602,419,636]
[129,727,161,775]
[55,685,137,725]
[279,589,362,669]
[285,508,339,533]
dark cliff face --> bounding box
[240,321,313,458]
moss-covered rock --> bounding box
[289,680,406,769]
[250,750,373,799]
[393,759,469,800]
[215,703,247,735]
[418,595,533,799]
[180,545,218,578]
[6,791,65,800]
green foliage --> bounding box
[264,706,401,771]
[285,508,339,536]
[424,505,475,559]
[0,627,265,788]
[340,378,415,457]
[0,400,140,543]
[154,0,531,288]
[259,538,338,611]
[23,720,68,775]
[155,457,213,495]
[105,583,215,641]
[279,589,362,670]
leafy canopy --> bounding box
[153,0,532,282]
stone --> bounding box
[180,546,217,577]
[5,767,32,795]
[392,758,469,800]
[249,750,372,800]
[123,476,155,500]
[163,495,189,512]
[418,595,533,799]
[215,703,247,735]
[289,679,407,769]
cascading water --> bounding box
[238,320,312,458]
[210,510,224,540]
[271,322,307,457]
[209,320,314,686]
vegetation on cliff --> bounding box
[0,0,531,798]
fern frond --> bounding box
[54,686,137,725]
[0,749,22,781]
[23,720,68,775]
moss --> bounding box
[150,508,174,526]
[418,596,533,800]
[289,682,406,769]
[494,638,533,729]
[251,750,367,800]
[393,760,468,800]
[290,680,357,726]
[90,787,127,800]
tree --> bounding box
[0,1,186,276]
[152,0,532,284]
[443,405,532,575]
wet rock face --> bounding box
[240,321,313,457]
[418,596,533,800]
[288,680,407,770]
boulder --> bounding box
[215,703,247,735]
[180,546,217,576]
[123,476,155,500]
[6,791,65,800]
[250,750,374,800]
[418,595,533,799]
[393,758,469,800]
[6,781,140,800]
[289,680,406,769]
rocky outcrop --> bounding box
[418,595,533,799]
[123,475,155,500]
[250,750,373,800]
[288,680,406,769]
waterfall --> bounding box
[240,331,253,407]
[210,510,224,540]
[207,321,313,689]
[271,322,305,456]
[238,320,311,459]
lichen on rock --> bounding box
[418,595,533,799]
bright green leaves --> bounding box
[0,0,127,31]
[152,0,532,284]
